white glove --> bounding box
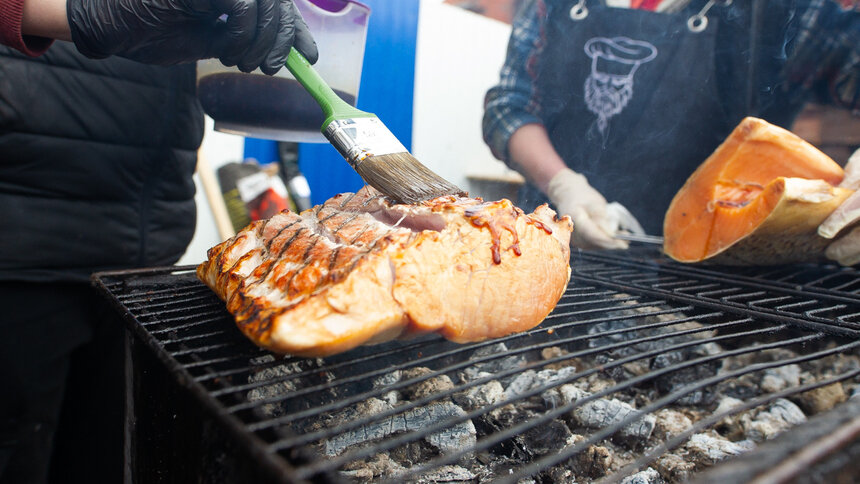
[819,148,860,266]
[825,225,860,266]
[546,168,642,250]
[606,202,646,236]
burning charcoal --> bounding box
[759,364,801,393]
[451,381,505,412]
[654,453,695,483]
[477,404,574,464]
[400,368,456,401]
[682,433,755,466]
[324,400,476,459]
[650,348,720,406]
[541,466,576,483]
[620,467,665,484]
[717,373,761,401]
[504,370,538,399]
[504,366,578,406]
[460,343,527,383]
[712,396,745,440]
[246,358,303,418]
[587,319,640,355]
[341,453,405,481]
[413,465,476,482]
[807,353,860,376]
[568,434,614,479]
[585,373,618,394]
[372,370,403,405]
[541,346,566,360]
[740,398,806,442]
[373,370,402,388]
[518,418,573,456]
[653,409,693,440]
[540,346,581,371]
[558,385,656,446]
[574,399,656,446]
[595,353,631,381]
[794,382,846,414]
[476,405,538,460]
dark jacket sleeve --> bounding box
[0,0,53,56]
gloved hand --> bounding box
[67,0,318,74]
[546,168,643,250]
[819,148,860,266]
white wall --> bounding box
[412,0,523,194]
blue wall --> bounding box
[244,0,421,206]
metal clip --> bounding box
[570,0,588,20]
[687,0,731,33]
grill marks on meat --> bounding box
[198,189,572,356]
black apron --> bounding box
[522,0,735,235]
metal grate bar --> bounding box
[182,349,269,370]
[91,268,311,484]
[601,366,860,484]
[132,303,224,324]
[287,320,776,475]
[159,329,234,345]
[208,302,694,403]
[586,251,860,300]
[119,288,210,306]
[91,251,860,483]
[397,332,844,484]
[257,310,729,437]
[238,306,711,422]
[196,338,433,384]
[167,341,247,357]
[148,314,232,336]
[299,324,807,480]
[573,263,860,337]
[496,338,860,484]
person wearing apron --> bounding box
[482,0,860,254]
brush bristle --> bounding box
[355,152,465,204]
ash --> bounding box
[273,301,859,483]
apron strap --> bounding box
[570,0,735,34]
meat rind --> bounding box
[663,117,853,265]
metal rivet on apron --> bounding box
[570,0,588,20]
[687,0,732,33]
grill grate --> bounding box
[93,245,860,483]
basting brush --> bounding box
[285,48,464,204]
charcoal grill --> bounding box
[92,244,860,483]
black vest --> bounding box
[0,41,204,282]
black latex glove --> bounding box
[67,0,319,74]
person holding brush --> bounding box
[483,0,860,252]
[0,0,318,482]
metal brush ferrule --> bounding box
[324,118,408,168]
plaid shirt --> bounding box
[482,0,860,163]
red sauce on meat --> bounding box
[525,217,554,234]
[464,202,523,265]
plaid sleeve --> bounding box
[785,0,860,113]
[0,0,53,56]
[482,0,547,164]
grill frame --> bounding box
[92,246,860,483]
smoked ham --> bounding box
[663,117,854,265]
[197,188,572,356]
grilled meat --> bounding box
[197,188,572,356]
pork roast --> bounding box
[197,188,572,356]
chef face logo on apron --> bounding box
[583,37,657,133]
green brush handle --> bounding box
[285,48,371,130]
